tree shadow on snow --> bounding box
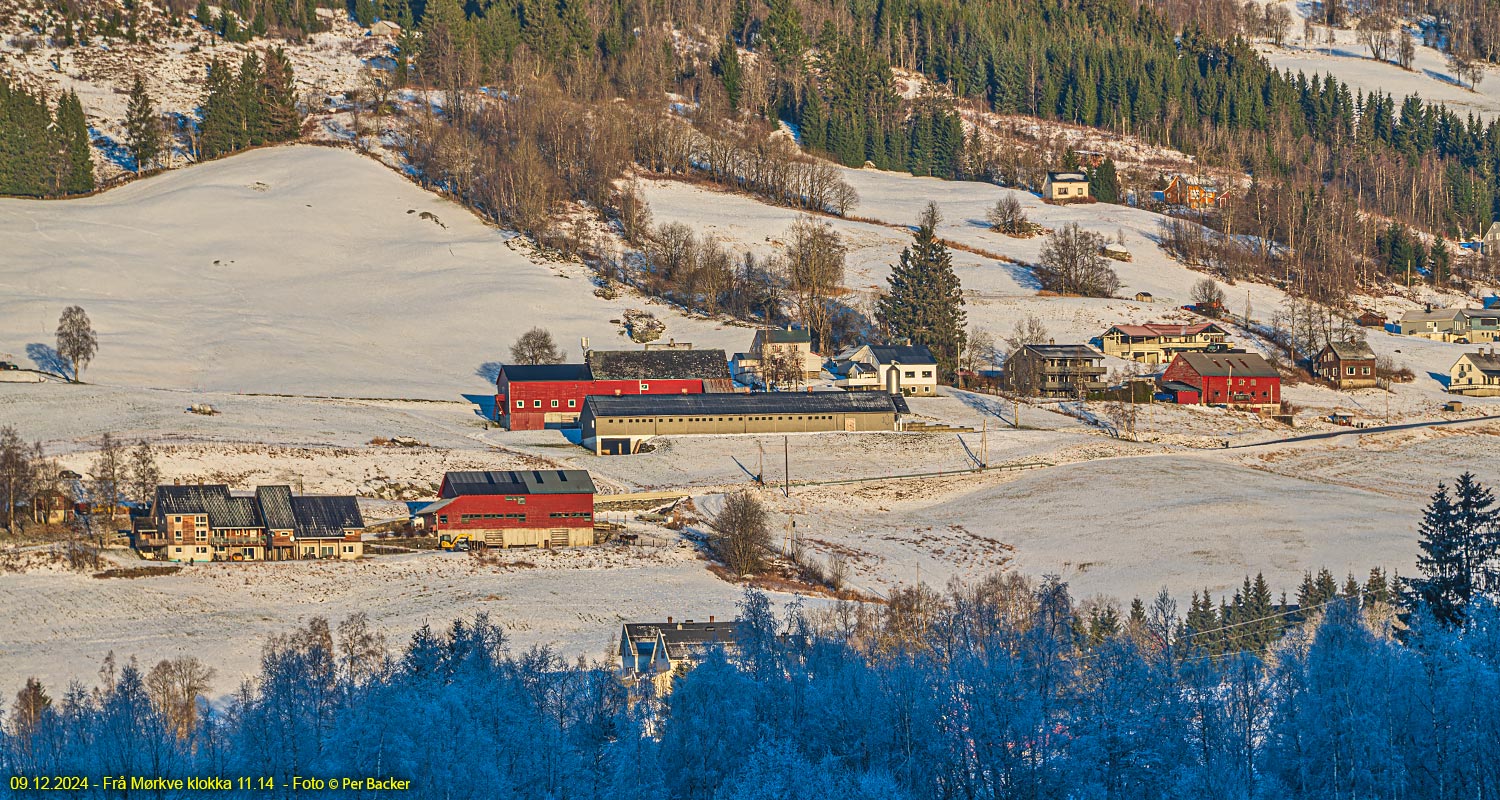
[476,362,503,383]
[1422,68,1464,88]
[26,343,71,379]
[90,128,135,173]
[1428,371,1451,389]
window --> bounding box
[438,515,448,524]
[922,370,933,378]
[1250,379,1257,386]
[1362,367,1371,375]
[516,400,525,409]
[1347,367,1356,375]
[904,371,915,378]
[549,512,592,519]
[568,399,577,408]
[533,400,542,408]
[344,545,354,553]
[551,399,559,408]
[640,383,650,391]
[1058,187,1069,195]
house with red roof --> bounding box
[1100,322,1231,365]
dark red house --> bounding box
[495,348,730,430]
[417,470,597,548]
[1160,351,1281,411]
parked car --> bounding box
[0,361,19,370]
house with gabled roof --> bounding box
[1448,350,1500,396]
[416,469,597,548]
[620,617,738,693]
[1315,341,1378,389]
[1164,175,1226,209]
[495,348,730,431]
[1100,322,1231,365]
[731,327,824,388]
[1042,171,1089,202]
[132,484,365,563]
[828,344,939,395]
[1161,352,1281,411]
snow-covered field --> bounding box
[3,145,1499,698]
[1258,0,1500,122]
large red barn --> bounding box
[1160,351,1282,411]
[418,470,597,548]
[495,348,731,430]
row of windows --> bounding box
[549,512,592,519]
[459,513,526,522]
[901,370,934,378]
[601,414,847,424]
[518,398,580,409]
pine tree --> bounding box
[713,38,743,112]
[55,90,95,194]
[1403,481,1468,627]
[124,75,162,173]
[1091,158,1120,203]
[260,48,300,142]
[875,203,966,377]
[197,59,242,159]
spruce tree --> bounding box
[197,59,242,159]
[260,48,300,142]
[1403,482,1468,627]
[875,203,966,377]
[1091,158,1120,203]
[713,38,743,111]
[124,75,162,173]
[55,90,95,194]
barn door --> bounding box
[549,529,570,548]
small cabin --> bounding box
[1042,171,1089,202]
[1134,291,1154,302]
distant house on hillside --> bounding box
[1399,306,1500,343]
[1315,341,1378,390]
[1099,322,1230,365]
[1164,175,1225,210]
[132,485,365,563]
[1160,352,1281,411]
[1484,220,1500,256]
[1355,310,1386,328]
[416,470,596,548]
[828,344,939,396]
[1041,171,1089,202]
[730,327,823,388]
[620,617,738,693]
[1134,291,1154,302]
[370,19,400,36]
[1448,351,1500,397]
[1007,344,1107,398]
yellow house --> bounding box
[1042,171,1089,201]
[1100,322,1231,365]
[1449,351,1500,397]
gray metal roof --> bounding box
[255,485,297,530]
[759,328,811,344]
[499,363,592,383]
[290,496,364,539]
[586,348,730,380]
[868,345,937,365]
[1461,352,1500,375]
[1021,343,1104,359]
[584,391,900,418]
[1324,341,1376,361]
[441,469,595,497]
[154,485,260,528]
[623,621,740,658]
[1173,351,1279,378]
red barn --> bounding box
[417,470,597,548]
[496,348,730,430]
[1161,351,1281,411]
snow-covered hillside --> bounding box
[0,146,748,399]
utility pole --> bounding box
[757,440,764,485]
[783,436,790,497]
[980,418,988,467]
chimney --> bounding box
[1048,337,1056,345]
[667,616,673,624]
[709,615,715,623]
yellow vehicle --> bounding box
[439,534,472,552]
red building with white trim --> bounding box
[495,348,731,430]
[1160,351,1282,411]
[417,470,597,548]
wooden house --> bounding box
[1134,291,1154,302]
[620,617,738,693]
[1100,322,1230,365]
[1448,351,1500,397]
[1041,171,1089,202]
[1007,344,1107,398]
[1484,220,1500,257]
[730,327,824,388]
[828,344,939,395]
[1164,175,1225,209]
[1355,310,1386,328]
[416,470,596,548]
[133,484,365,563]
[1161,352,1281,411]
[1315,342,1378,389]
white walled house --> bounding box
[829,344,939,396]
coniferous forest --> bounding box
[4,475,1500,798]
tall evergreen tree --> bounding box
[713,38,743,112]
[875,202,966,377]
[55,90,95,194]
[260,48,301,142]
[1403,481,1469,627]
[124,75,162,174]
[1090,159,1120,203]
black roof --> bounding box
[586,349,730,381]
[500,363,592,383]
[868,345,936,365]
[290,496,365,539]
[154,484,363,538]
[583,391,900,418]
[623,621,740,657]
[441,469,597,497]
[1021,344,1104,360]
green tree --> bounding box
[1090,158,1120,203]
[763,0,805,75]
[713,38,743,111]
[260,48,301,142]
[1402,474,1498,628]
[54,90,95,194]
[124,75,162,173]
[875,202,967,377]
